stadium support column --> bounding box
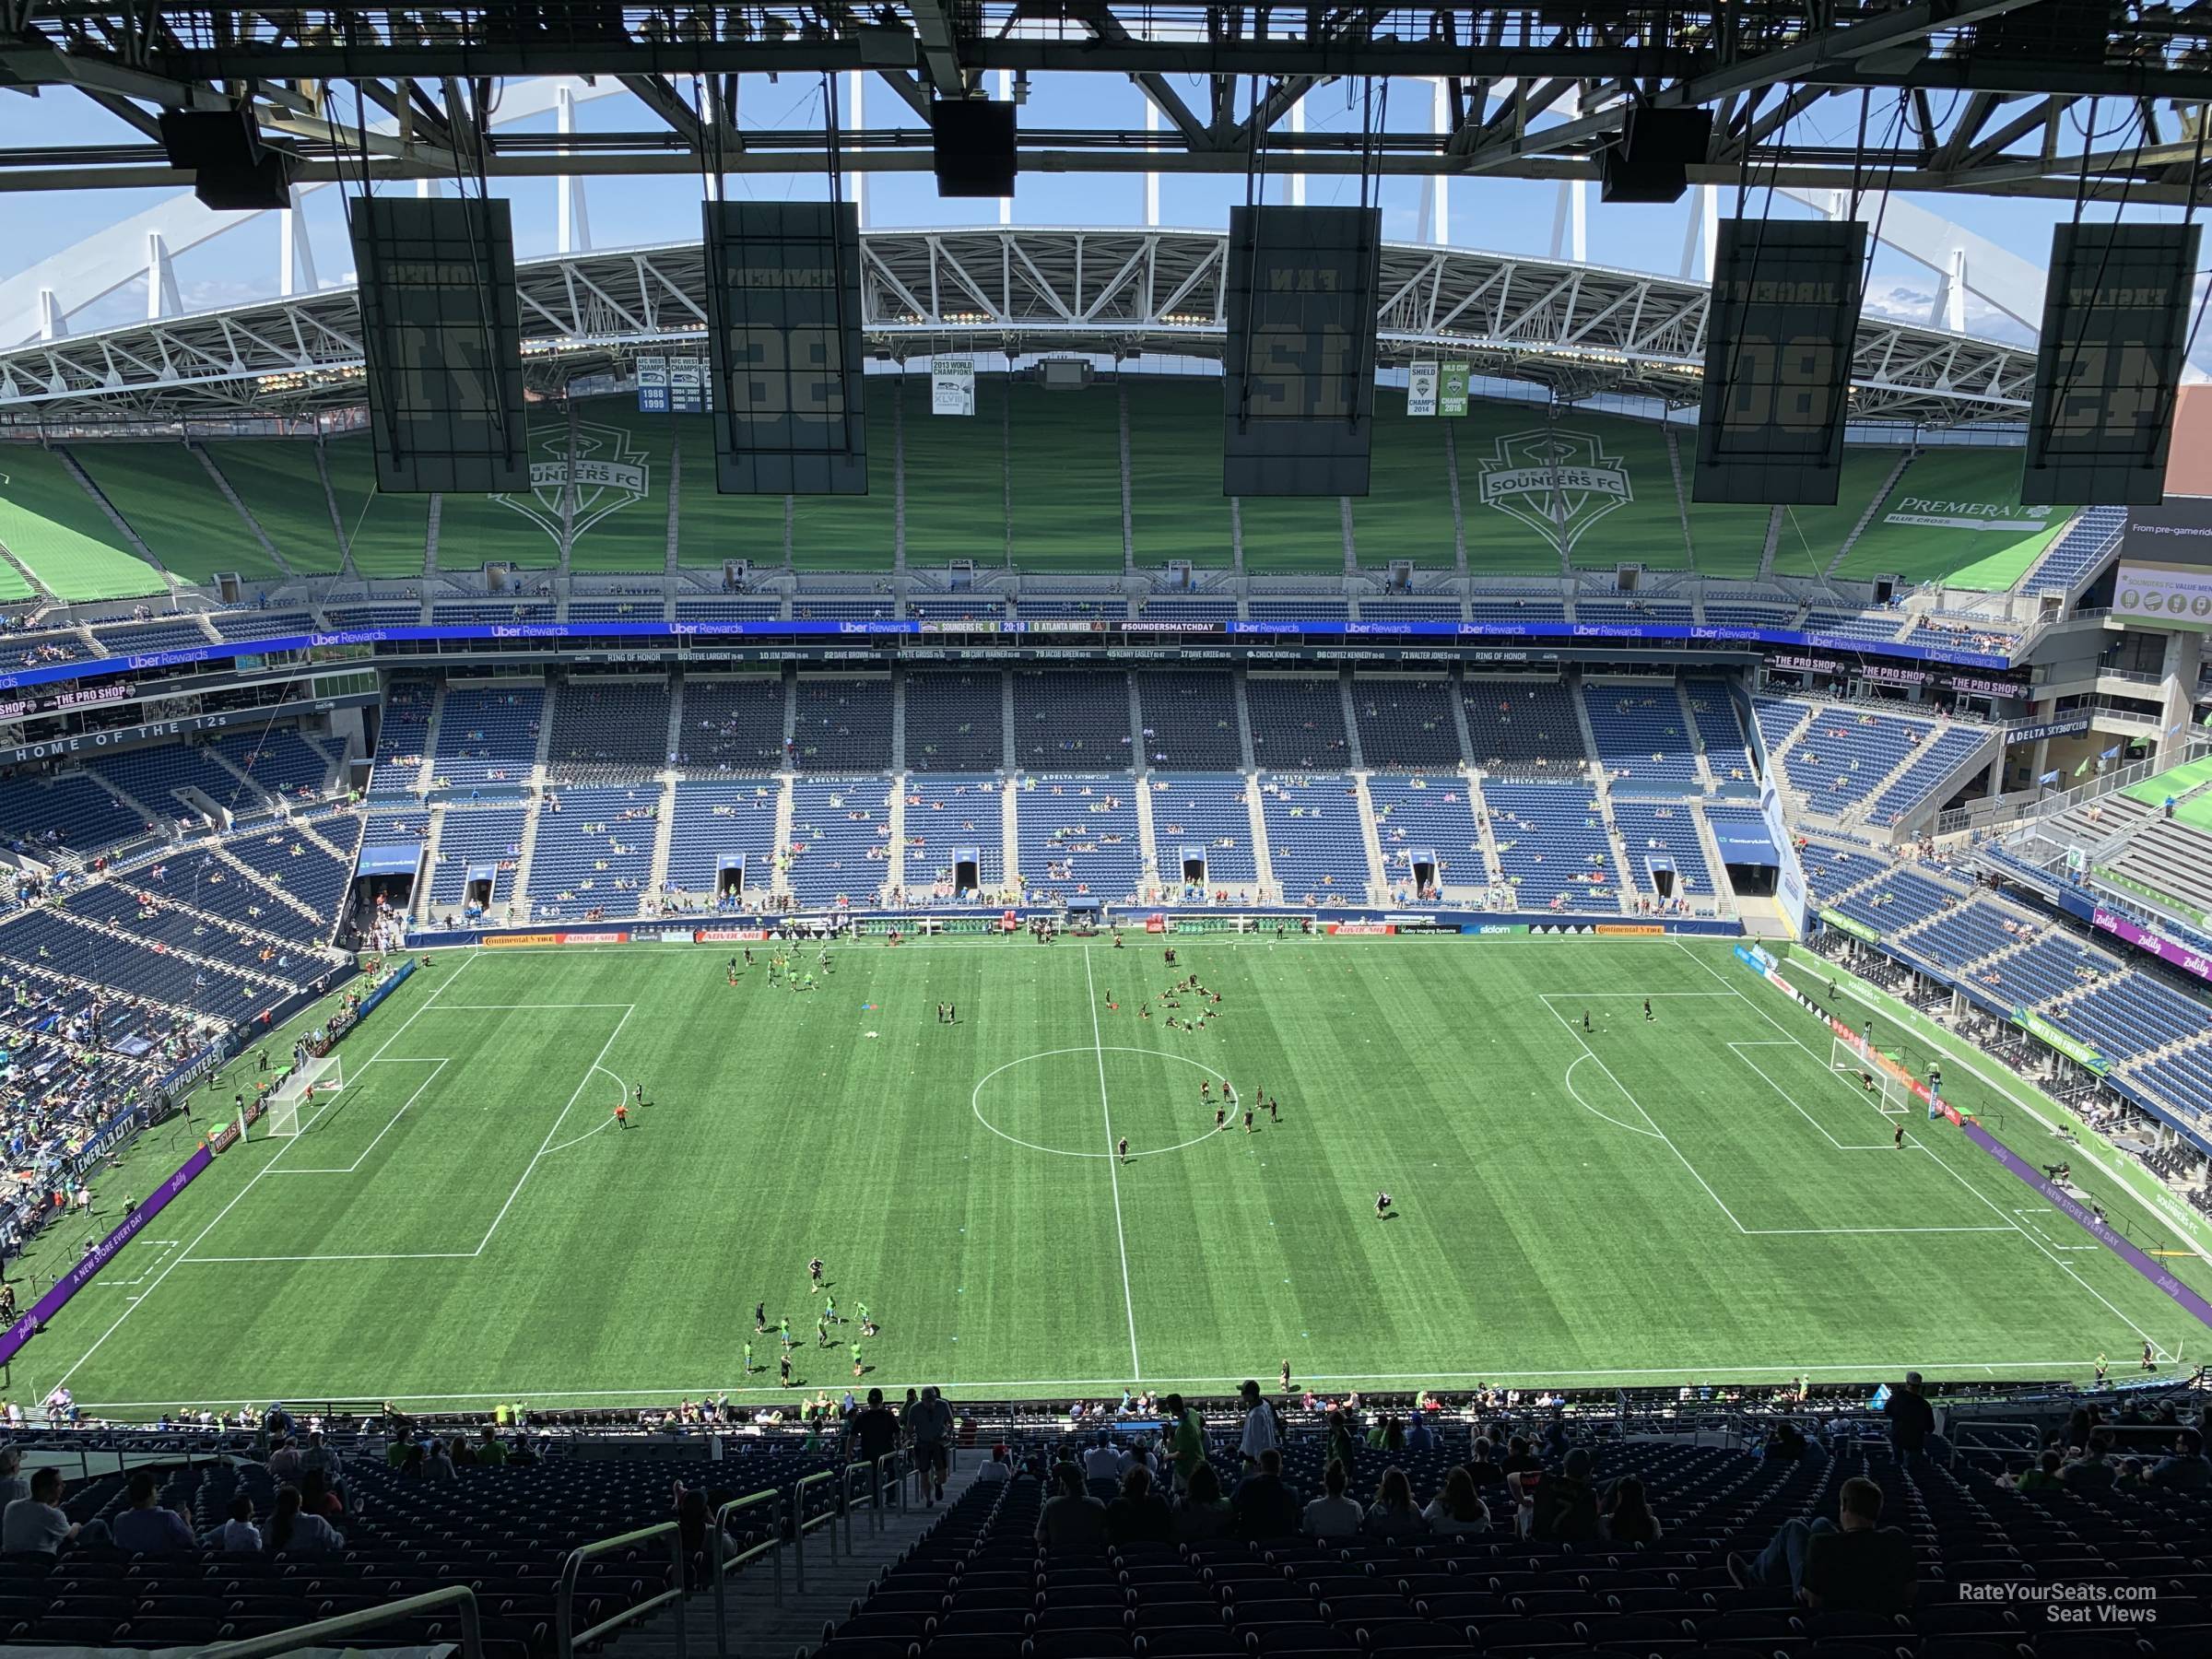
[848,72,869,228]
[998,72,1014,227]
[1288,95,1306,208]
[1430,80,1450,246]
[279,185,317,298]
[2159,630,2206,769]
[1547,89,1585,265]
[556,85,592,254]
[1144,98,1160,226]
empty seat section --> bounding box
[1258,774,1370,900]
[1244,676,1348,771]
[1011,671,1132,770]
[787,779,890,906]
[1352,677,1463,769]
[1135,672,1241,770]
[792,677,892,772]
[1483,782,1617,911]
[1366,773,1487,899]
[905,672,1006,772]
[1015,776,1141,904]
[904,776,1006,900]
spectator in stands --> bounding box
[111,1469,194,1555]
[2060,1434,2119,1490]
[1238,1378,1278,1466]
[1082,1433,1122,1483]
[904,1385,954,1506]
[1728,1475,1916,1613]
[1529,1445,1601,1542]
[1036,1462,1108,1550]
[1362,1466,1421,1538]
[267,1436,302,1481]
[2014,1449,2065,1492]
[1500,1433,1540,1477]
[0,1448,24,1508]
[1230,1447,1300,1540]
[1105,1465,1172,1545]
[210,1494,260,1552]
[1165,1393,1205,1493]
[266,1485,343,1555]
[977,1446,1013,1484]
[1172,1462,1231,1542]
[1465,1436,1507,1492]
[1,1466,77,1556]
[1422,1467,1489,1536]
[1882,1371,1936,1465]
[2150,1427,2212,1489]
[1302,1459,1363,1537]
[474,1423,509,1466]
[848,1388,900,1498]
[1602,1475,1663,1546]
[424,1438,457,1483]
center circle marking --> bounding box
[971,1046,1231,1159]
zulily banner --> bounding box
[2091,906,2212,990]
[1963,1120,2212,1334]
[0,1142,215,1368]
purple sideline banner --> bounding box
[2091,906,2212,989]
[0,1142,215,1368]
[1961,1120,2212,1332]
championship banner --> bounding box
[933,357,976,417]
[0,1142,215,1368]
[669,358,705,416]
[637,356,670,414]
[1440,361,1470,418]
[1407,361,1441,418]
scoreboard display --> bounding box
[1222,205,1382,498]
[2024,221,2199,506]
[349,195,530,495]
[1693,218,1865,506]
[703,201,868,496]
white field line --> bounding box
[465,1006,635,1256]
[1536,993,1749,1231]
[265,1058,449,1176]
[1727,1042,1898,1152]
[74,1357,2104,1411]
[1675,942,2174,1356]
[1084,946,1143,1382]
[40,952,484,1397]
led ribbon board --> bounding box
[1222,205,1383,498]
[704,201,868,496]
[2024,221,2200,506]
[349,195,529,494]
[1694,218,1866,505]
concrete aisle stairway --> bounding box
[609,1461,987,1659]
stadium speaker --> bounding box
[932,100,1017,197]
[159,105,295,211]
[1599,108,1713,205]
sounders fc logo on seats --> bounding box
[493,422,652,551]
[1476,429,1633,555]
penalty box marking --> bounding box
[1538,993,2010,1237]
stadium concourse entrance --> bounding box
[716,854,751,900]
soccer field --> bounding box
[22,935,2210,1415]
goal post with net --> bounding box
[265,1052,345,1138]
[1829,1034,1913,1117]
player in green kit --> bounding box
[743,1340,754,1374]
[851,1342,864,1377]
[857,1301,874,1336]
[778,1316,793,1348]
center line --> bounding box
[1084,946,1142,1379]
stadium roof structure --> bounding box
[0,3,2209,202]
[0,225,2034,429]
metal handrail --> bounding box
[555,1518,688,1659]
[709,1488,782,1659]
[839,1457,874,1552]
[196,1585,482,1658]
[872,1449,906,1529]
[789,1465,839,1589]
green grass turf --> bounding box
[1762,451,1909,581]
[24,935,2208,1417]
[666,414,794,570]
[0,443,165,599]
[69,443,286,585]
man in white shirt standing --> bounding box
[1082,1435,1123,1483]
[1238,1380,1278,1468]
